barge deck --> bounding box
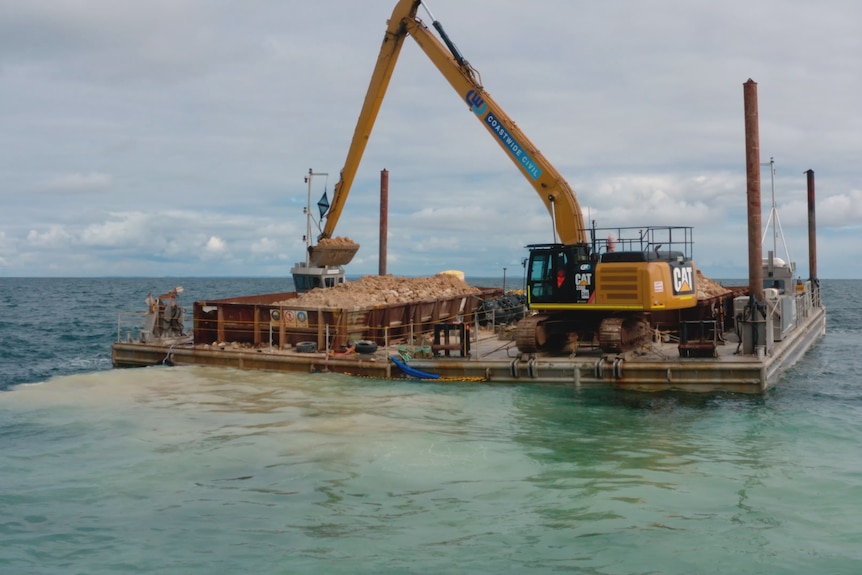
[112,284,825,394]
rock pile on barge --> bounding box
[696,271,732,300]
[281,273,481,308]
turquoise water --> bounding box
[1,278,860,574]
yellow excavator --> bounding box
[310,0,698,353]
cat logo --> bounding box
[575,272,593,301]
[672,264,695,295]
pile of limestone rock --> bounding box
[696,270,732,300]
[316,236,358,247]
[279,273,480,309]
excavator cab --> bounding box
[525,243,594,306]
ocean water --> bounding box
[1,277,860,574]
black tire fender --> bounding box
[295,341,317,353]
[354,340,378,355]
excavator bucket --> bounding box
[308,238,360,267]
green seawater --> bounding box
[1,278,860,574]
[2,362,862,575]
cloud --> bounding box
[0,231,10,266]
[818,189,862,229]
[205,236,227,254]
[0,0,229,83]
[250,237,284,257]
[26,226,73,248]
[1,0,860,278]
[32,172,113,194]
[79,212,150,246]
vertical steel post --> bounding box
[743,79,763,302]
[379,169,389,276]
[806,169,818,282]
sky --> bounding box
[1,0,860,280]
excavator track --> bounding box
[598,315,652,353]
[515,314,550,354]
[517,313,652,355]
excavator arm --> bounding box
[319,0,586,258]
[318,0,420,245]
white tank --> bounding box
[762,256,787,267]
[438,270,465,281]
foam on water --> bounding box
[1,362,861,574]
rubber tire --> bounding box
[354,340,378,355]
[295,341,317,353]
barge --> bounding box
[112,4,827,393]
[111,263,825,394]
[110,150,827,394]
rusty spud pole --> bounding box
[379,169,389,276]
[806,169,818,282]
[743,79,763,302]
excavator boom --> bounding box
[318,0,586,254]
[318,0,420,245]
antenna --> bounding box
[760,157,793,266]
[304,169,329,266]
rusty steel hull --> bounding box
[112,303,825,394]
[191,288,496,352]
